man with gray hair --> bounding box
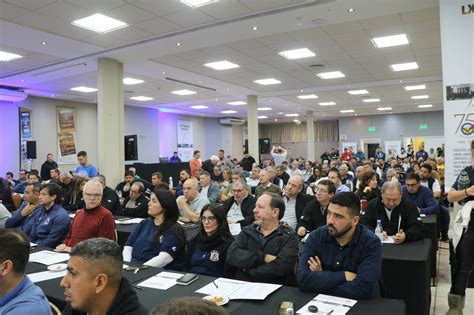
[56,180,115,252]
[222,178,256,227]
[360,181,423,244]
[177,178,209,223]
[61,238,147,315]
[281,175,314,229]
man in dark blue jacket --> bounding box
[402,172,438,215]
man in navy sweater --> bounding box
[402,172,438,215]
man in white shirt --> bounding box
[271,145,288,167]
[281,175,313,229]
[177,178,209,223]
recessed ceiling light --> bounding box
[227,101,246,106]
[41,41,47,45]
[172,89,196,95]
[348,8,355,13]
[278,48,316,60]
[340,109,354,113]
[130,96,154,101]
[72,14,128,33]
[0,51,22,62]
[123,77,145,85]
[316,71,345,79]
[258,116,268,119]
[221,110,237,114]
[348,89,369,95]
[411,95,429,99]
[162,71,166,75]
[418,104,433,108]
[362,98,380,103]
[258,107,272,111]
[176,42,181,46]
[371,34,409,48]
[377,107,392,111]
[390,62,419,71]
[254,78,281,85]
[252,26,258,31]
[297,94,318,99]
[319,102,336,106]
[204,60,239,70]
[285,113,299,117]
[70,86,97,93]
[181,0,219,8]
[190,105,208,109]
[404,84,426,91]
[51,94,55,97]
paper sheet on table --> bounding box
[296,294,356,315]
[28,270,67,283]
[29,251,70,265]
[115,218,145,224]
[69,213,75,218]
[196,278,281,300]
[382,236,395,244]
[136,271,183,290]
[229,223,241,236]
[30,242,37,247]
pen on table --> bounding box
[134,267,140,274]
[397,214,401,234]
[212,281,219,289]
[312,299,352,308]
[132,285,144,291]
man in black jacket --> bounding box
[281,175,314,229]
[61,238,147,315]
[40,153,58,181]
[222,178,256,227]
[120,182,148,218]
[360,181,423,244]
[95,175,120,215]
[226,192,299,285]
[240,150,256,172]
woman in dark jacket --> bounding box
[63,177,85,212]
[189,204,234,277]
[356,170,381,204]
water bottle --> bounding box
[169,176,173,188]
[375,219,384,243]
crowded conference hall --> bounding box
[1,1,473,315]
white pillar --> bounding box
[247,95,259,164]
[97,57,124,187]
[306,111,315,161]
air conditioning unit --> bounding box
[219,118,246,126]
[0,86,27,103]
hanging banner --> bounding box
[341,142,357,154]
[57,107,77,164]
[385,141,401,157]
[19,108,32,170]
[440,1,474,187]
[177,120,193,162]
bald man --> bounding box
[281,175,314,229]
[177,178,209,223]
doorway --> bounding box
[360,139,381,159]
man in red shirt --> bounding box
[56,180,115,252]
[342,147,352,161]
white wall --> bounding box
[0,102,20,176]
[124,106,160,163]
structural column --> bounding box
[306,111,315,161]
[247,95,259,164]
[97,57,124,187]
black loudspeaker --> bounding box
[259,138,271,154]
[26,141,37,159]
[125,135,138,161]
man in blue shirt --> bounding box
[5,182,42,233]
[74,150,97,179]
[297,192,382,300]
[402,172,438,215]
[0,229,50,314]
[415,145,428,161]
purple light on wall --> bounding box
[0,102,20,176]
[158,111,178,157]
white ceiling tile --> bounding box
[323,21,364,36]
[162,9,215,28]
[112,26,154,43]
[0,2,29,20]
[238,0,306,11]
[360,14,402,30]
[10,11,56,32]
[133,16,181,35]
[105,4,156,24]
[404,19,440,34]
[37,2,92,21]
[400,7,439,23]
[4,0,56,10]
[65,0,127,12]
[128,0,182,17]
[197,0,251,19]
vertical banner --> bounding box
[177,120,193,162]
[385,141,401,157]
[440,1,474,187]
[56,107,77,164]
[19,108,32,170]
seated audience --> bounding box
[120,182,148,218]
[56,180,115,252]
[175,169,191,197]
[246,167,260,194]
[199,171,220,203]
[297,180,336,237]
[5,183,42,233]
[188,204,234,277]
[61,238,147,315]
[115,171,135,199]
[123,189,186,269]
[226,192,299,285]
[222,178,256,227]
[23,183,70,247]
[361,181,423,244]
[0,229,50,314]
[94,175,120,214]
[13,171,40,194]
[355,170,381,203]
[177,178,209,223]
[169,151,181,163]
[0,177,14,212]
[298,192,382,299]
[151,172,164,190]
[149,297,227,315]
[211,165,224,183]
[281,175,314,230]
[254,169,281,198]
[63,177,86,212]
[0,202,12,228]
[328,168,351,194]
[402,172,438,215]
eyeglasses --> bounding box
[130,190,140,194]
[232,189,244,193]
[200,216,216,223]
[315,188,329,193]
[83,192,102,199]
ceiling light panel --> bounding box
[278,48,316,60]
[411,95,429,99]
[123,77,145,85]
[316,71,345,79]
[319,102,336,106]
[204,60,239,70]
[348,89,369,95]
[221,110,237,114]
[72,14,128,33]
[0,51,22,62]
[390,62,419,71]
[181,0,219,8]
[371,34,409,48]
[258,107,272,111]
[190,105,208,109]
[362,98,380,103]
[172,89,196,95]
[297,94,318,99]
[130,96,154,101]
[285,113,299,117]
[377,107,392,111]
[258,116,268,119]
[404,84,426,91]
[417,104,433,108]
[340,109,354,113]
[254,78,281,85]
[70,86,97,93]
[227,101,246,105]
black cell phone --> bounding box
[176,273,198,285]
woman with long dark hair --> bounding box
[64,177,86,212]
[356,170,381,203]
[123,189,186,269]
[188,204,234,277]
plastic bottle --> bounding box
[375,219,384,243]
[169,176,173,188]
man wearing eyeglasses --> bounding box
[360,181,423,244]
[222,178,256,227]
[121,182,149,218]
[55,180,115,252]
